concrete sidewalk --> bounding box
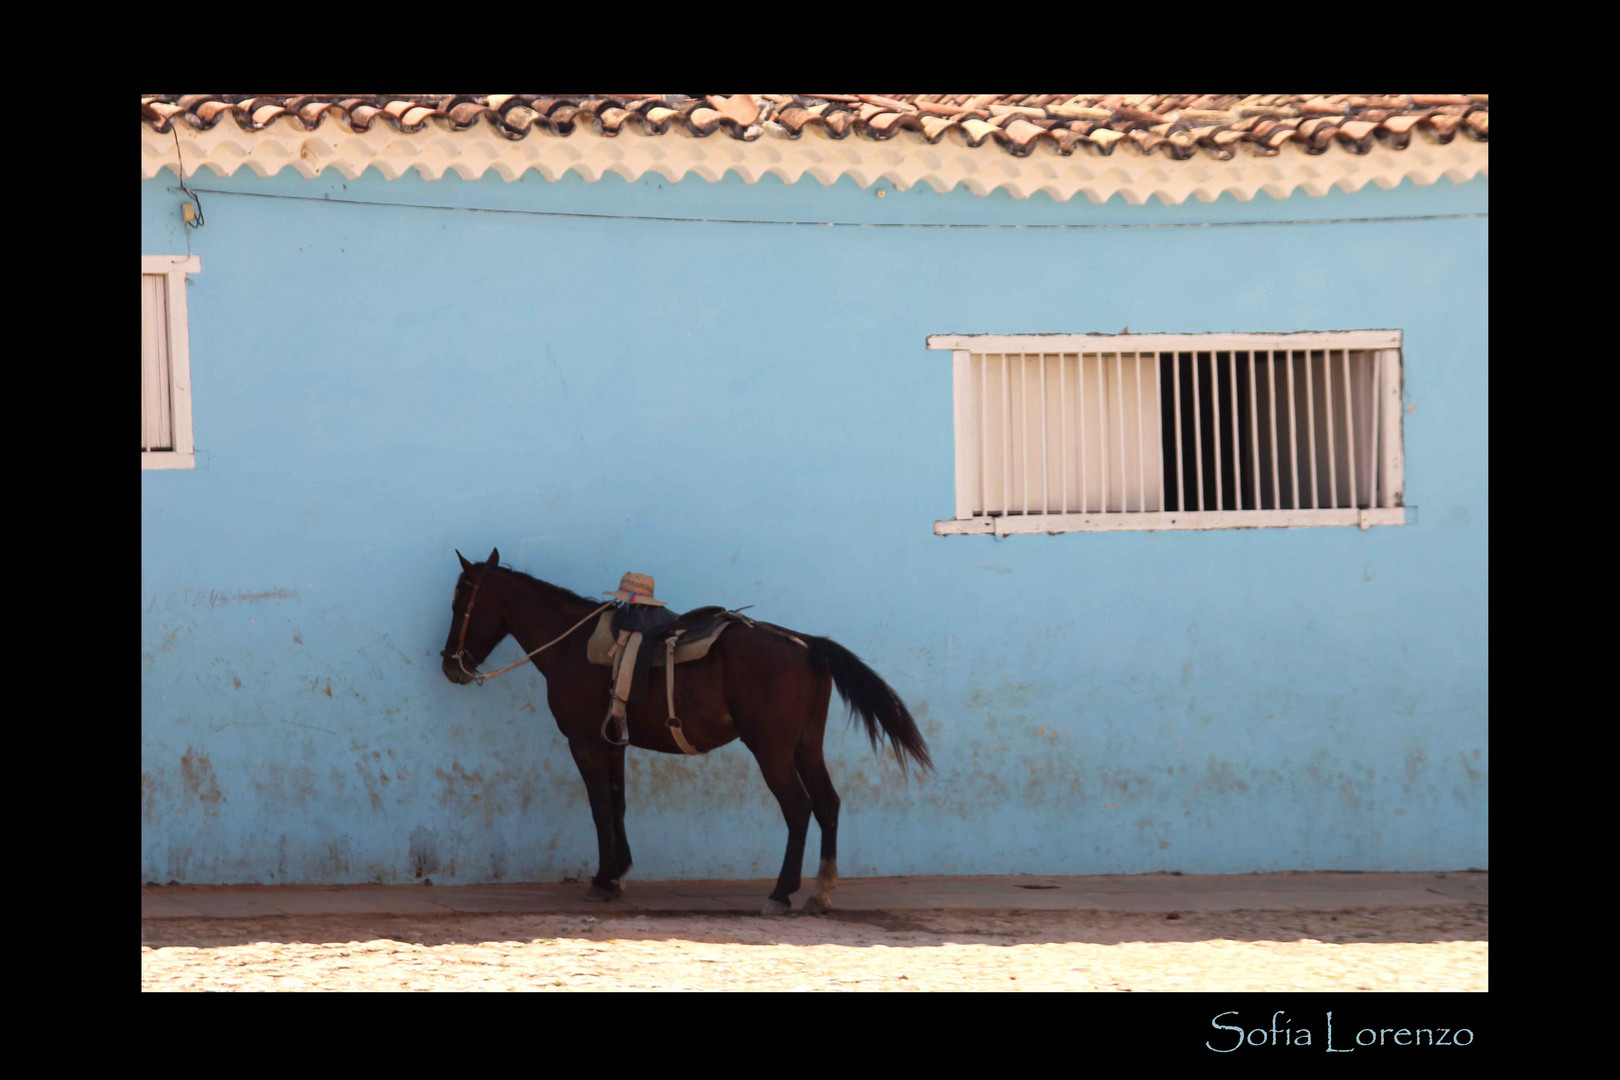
[141,871,1487,920]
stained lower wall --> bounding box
[140,165,1488,883]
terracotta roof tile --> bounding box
[859,94,915,113]
[144,100,184,125]
[348,104,382,130]
[140,94,1488,160]
[867,111,914,133]
[1002,118,1050,147]
[1428,114,1464,138]
[1085,128,1126,152]
[704,95,759,126]
[819,110,855,137]
[959,118,1000,144]
[988,103,1047,120]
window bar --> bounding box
[1097,354,1109,514]
[1265,351,1281,512]
[1323,351,1339,509]
[1039,354,1050,514]
[991,352,1004,514]
[978,354,988,516]
[1173,352,1185,514]
[1228,351,1243,510]
[1155,355,1166,513]
[1001,353,1011,516]
[1287,351,1301,510]
[1341,349,1358,509]
[1368,350,1382,509]
[147,276,174,453]
[1079,352,1090,514]
[1303,349,1318,509]
[1248,350,1262,511]
[143,277,153,451]
[1191,352,1205,512]
[1114,352,1127,513]
[141,275,149,451]
[1020,353,1030,516]
[1134,353,1147,512]
[141,311,150,452]
[1059,354,1068,514]
[160,280,174,451]
[1210,354,1224,512]
[143,277,156,450]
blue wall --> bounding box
[140,164,1488,884]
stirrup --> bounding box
[600,708,629,747]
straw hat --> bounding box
[605,571,666,606]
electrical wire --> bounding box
[172,186,1484,231]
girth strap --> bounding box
[664,631,700,755]
[602,628,701,755]
[602,630,637,746]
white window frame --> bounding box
[141,255,200,470]
[927,330,1406,535]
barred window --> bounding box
[928,332,1405,534]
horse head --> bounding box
[440,546,504,684]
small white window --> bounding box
[141,255,200,470]
[928,331,1406,534]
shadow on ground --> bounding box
[140,903,1488,951]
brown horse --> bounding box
[439,548,933,915]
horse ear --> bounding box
[487,547,500,567]
[457,550,473,572]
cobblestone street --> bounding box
[141,873,1487,991]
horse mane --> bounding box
[494,564,599,609]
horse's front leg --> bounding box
[569,738,624,901]
[608,745,632,884]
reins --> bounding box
[445,565,611,686]
[471,601,613,685]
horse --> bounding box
[439,548,933,915]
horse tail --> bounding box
[807,636,934,776]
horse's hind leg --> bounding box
[795,728,840,914]
[746,738,813,916]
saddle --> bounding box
[586,605,739,754]
[585,603,807,754]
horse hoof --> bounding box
[803,895,830,915]
[761,898,791,916]
[584,884,621,902]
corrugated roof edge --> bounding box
[140,97,1488,204]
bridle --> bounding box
[441,560,494,683]
[441,562,612,686]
